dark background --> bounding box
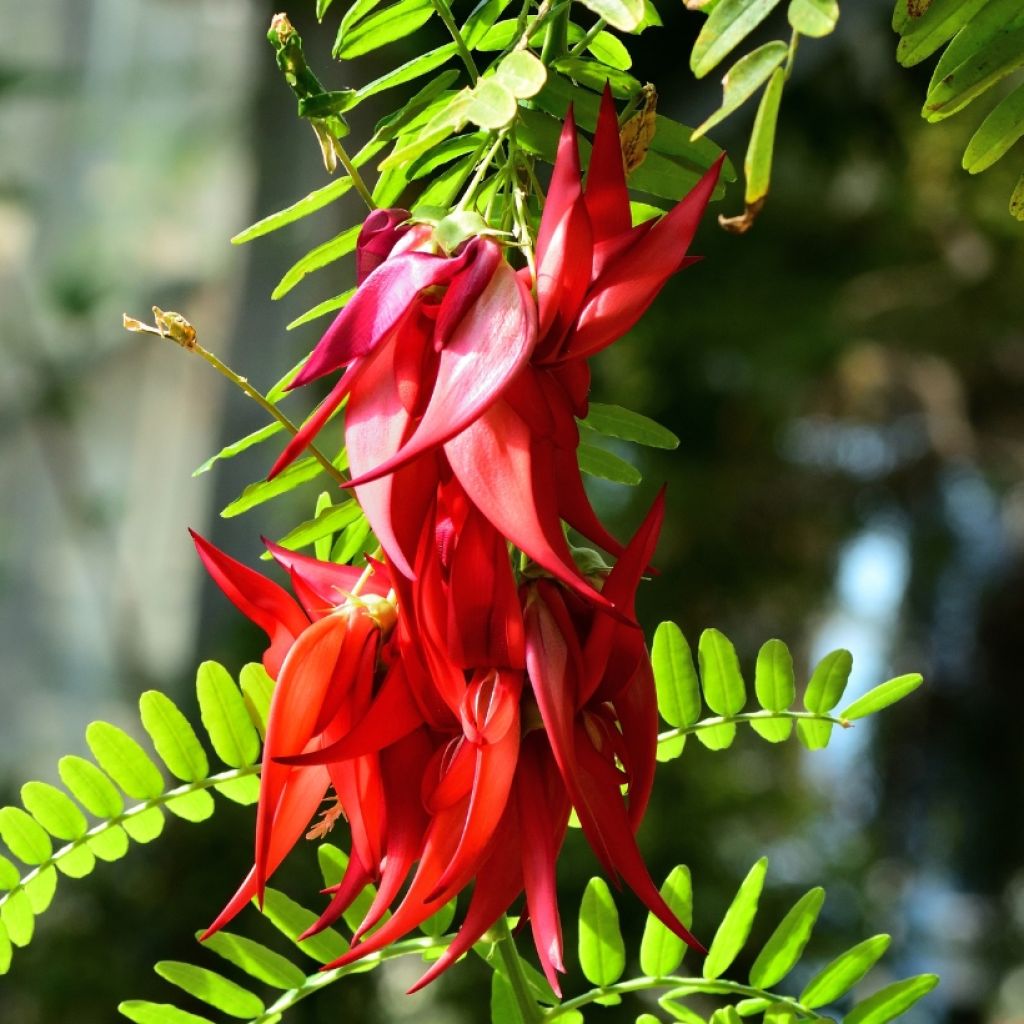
[1,0,1021,1021]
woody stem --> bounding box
[493,916,542,1023]
[193,343,349,488]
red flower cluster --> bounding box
[194,89,720,992]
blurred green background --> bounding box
[1,0,1021,1021]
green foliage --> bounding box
[684,0,842,227]
[556,860,937,1022]
[893,0,1024,218]
[579,877,627,986]
[0,662,263,975]
[653,626,924,758]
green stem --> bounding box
[539,0,570,62]
[545,975,821,1020]
[431,0,479,83]
[0,764,262,915]
[457,130,510,212]
[193,342,349,488]
[658,709,851,746]
[493,916,543,1024]
[253,934,453,1023]
[332,139,376,210]
[568,16,606,56]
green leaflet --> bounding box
[259,887,349,964]
[744,66,785,204]
[196,662,261,769]
[845,974,940,1024]
[139,691,210,783]
[698,628,746,717]
[578,442,642,485]
[640,866,694,977]
[154,961,265,1018]
[271,224,360,299]
[240,662,274,736]
[579,878,626,986]
[119,1003,215,1024]
[58,755,124,818]
[1012,172,1024,220]
[690,0,785,78]
[693,41,789,140]
[357,44,459,102]
[924,24,1024,121]
[462,0,514,47]
[703,857,768,979]
[840,673,923,720]
[652,622,702,729]
[551,57,642,99]
[583,402,680,449]
[752,639,795,742]
[788,0,839,38]
[261,499,363,559]
[200,930,307,990]
[963,81,1024,172]
[800,933,891,1007]
[230,139,385,244]
[588,31,633,71]
[0,807,53,865]
[20,782,87,841]
[577,0,645,33]
[86,723,165,801]
[896,0,999,68]
[287,289,354,330]
[193,422,284,478]
[749,887,825,987]
[335,0,434,59]
[221,450,348,519]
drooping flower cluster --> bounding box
[194,88,721,991]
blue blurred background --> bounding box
[1,0,1022,1021]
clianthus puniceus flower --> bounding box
[191,88,720,994]
[191,492,705,992]
[270,88,721,603]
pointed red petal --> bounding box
[356,207,411,284]
[299,848,373,939]
[611,656,658,830]
[268,362,359,479]
[568,155,724,361]
[445,401,611,609]
[265,539,389,605]
[201,763,329,937]
[408,803,524,992]
[573,723,706,954]
[274,658,423,766]
[345,261,537,486]
[255,615,356,891]
[536,106,583,273]
[584,86,632,243]
[190,529,308,678]
[344,324,436,579]
[290,250,469,388]
[517,736,570,995]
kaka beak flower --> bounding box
[189,531,408,936]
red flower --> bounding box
[269,91,720,604]
[191,490,703,993]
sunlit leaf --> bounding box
[800,934,891,1008]
[640,865,693,977]
[840,673,923,720]
[962,81,1024,172]
[154,961,265,1018]
[691,0,784,78]
[579,878,626,986]
[692,42,788,139]
[652,622,702,729]
[583,403,680,449]
[703,857,768,979]
[845,974,940,1024]
[20,782,87,841]
[749,887,824,987]
[578,443,642,485]
[744,66,784,204]
[788,0,839,37]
